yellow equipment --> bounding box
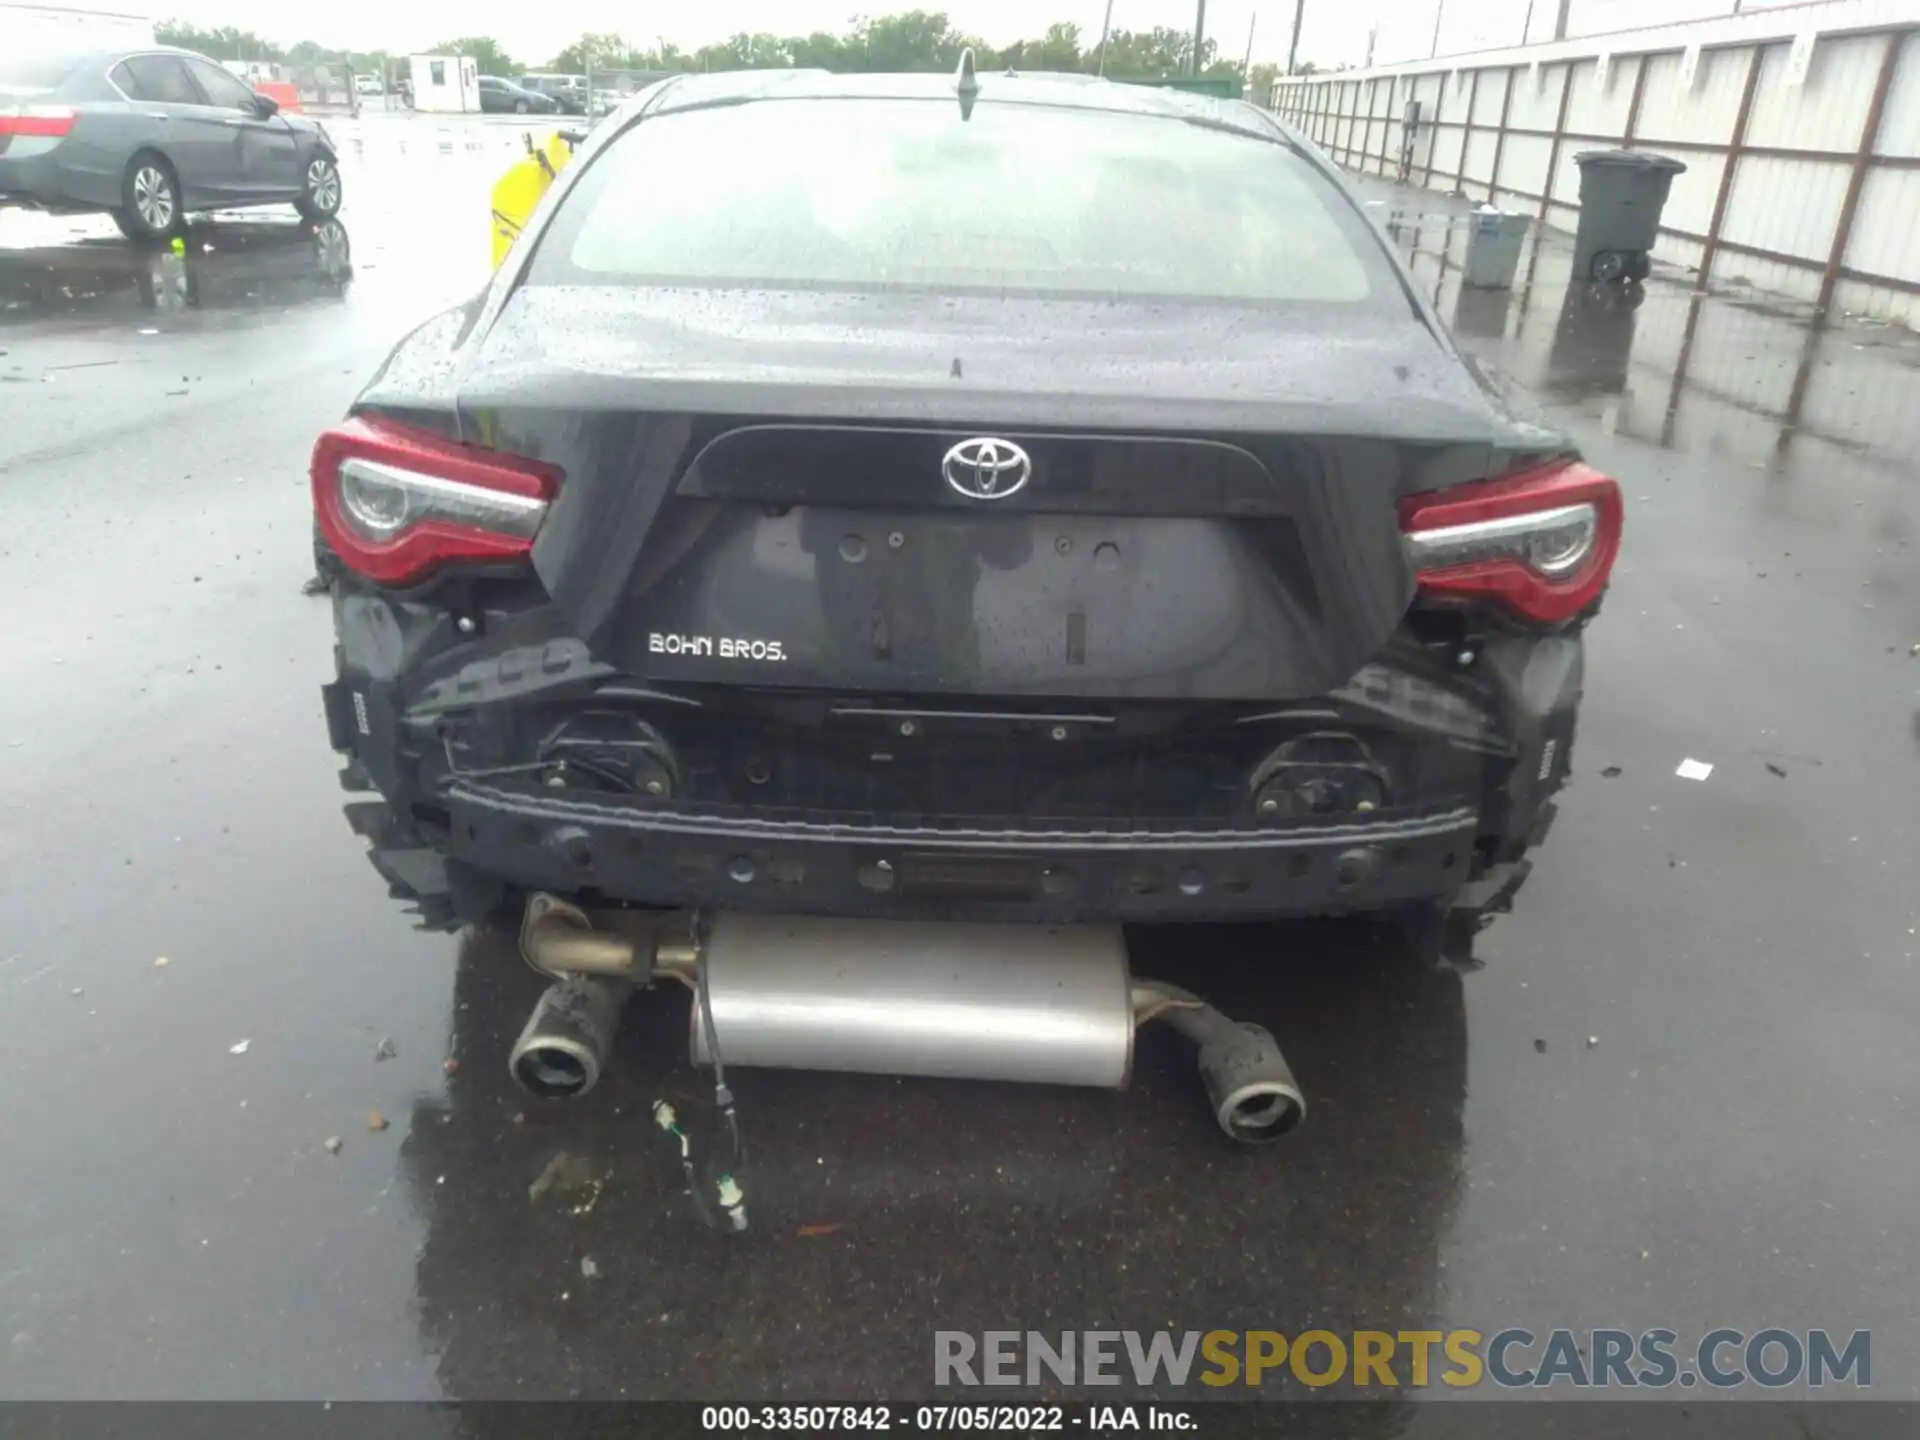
[490,129,581,271]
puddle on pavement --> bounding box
[0,217,358,326]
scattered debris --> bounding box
[366,1109,390,1132]
[1586,1035,1599,1049]
[70,987,84,997]
[374,1038,397,1062]
[1600,766,1623,778]
[1533,1038,1548,1054]
[229,1039,250,1055]
[324,1136,344,1155]
[1765,762,1787,778]
[580,1256,601,1279]
[528,1151,609,1213]
[797,1223,845,1238]
[153,956,170,968]
[1675,758,1714,781]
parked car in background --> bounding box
[1,44,342,241]
[516,73,587,114]
[476,76,557,115]
[354,72,384,97]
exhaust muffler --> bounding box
[686,914,1136,1088]
[513,896,1304,1141]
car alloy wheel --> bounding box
[133,165,175,232]
[306,158,342,214]
[312,219,351,281]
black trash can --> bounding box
[1571,150,1686,283]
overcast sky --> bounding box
[64,0,1770,71]
[139,0,1425,70]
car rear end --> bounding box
[0,51,91,210]
[313,76,1621,938]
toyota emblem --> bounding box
[941,437,1032,501]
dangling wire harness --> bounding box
[653,932,748,1233]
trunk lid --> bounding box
[454,287,1556,701]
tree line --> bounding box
[154,11,1311,100]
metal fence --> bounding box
[581,66,678,118]
[1273,3,1920,326]
[288,58,363,115]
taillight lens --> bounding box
[1399,460,1623,625]
[311,416,561,586]
[0,105,78,139]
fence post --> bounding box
[1536,60,1574,225]
[1663,44,1766,448]
[1810,28,1903,320]
[1620,52,1649,146]
[1457,67,1480,194]
[1778,26,1908,448]
[1694,42,1766,292]
[1383,74,1398,174]
[1488,65,1516,201]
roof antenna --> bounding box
[954,45,980,120]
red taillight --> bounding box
[0,106,78,138]
[310,416,561,586]
[1399,460,1623,625]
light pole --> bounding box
[1190,0,1208,76]
[1097,0,1115,75]
[1287,0,1305,74]
[1430,0,1445,59]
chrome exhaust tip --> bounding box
[508,974,629,1099]
[1134,983,1306,1144]
[1199,1022,1306,1144]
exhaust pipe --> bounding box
[513,896,1305,1141]
[1131,982,1304,1143]
[509,973,630,1098]
[509,893,643,1098]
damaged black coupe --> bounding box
[313,66,1620,1149]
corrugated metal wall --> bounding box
[1274,7,1920,326]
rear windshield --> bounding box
[529,97,1401,308]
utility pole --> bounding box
[1190,0,1208,76]
[1553,0,1573,39]
[1429,0,1445,58]
[1242,13,1257,81]
[1097,0,1115,75]
[1287,0,1306,74]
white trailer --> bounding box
[408,53,479,113]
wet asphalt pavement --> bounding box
[1,124,1917,1415]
